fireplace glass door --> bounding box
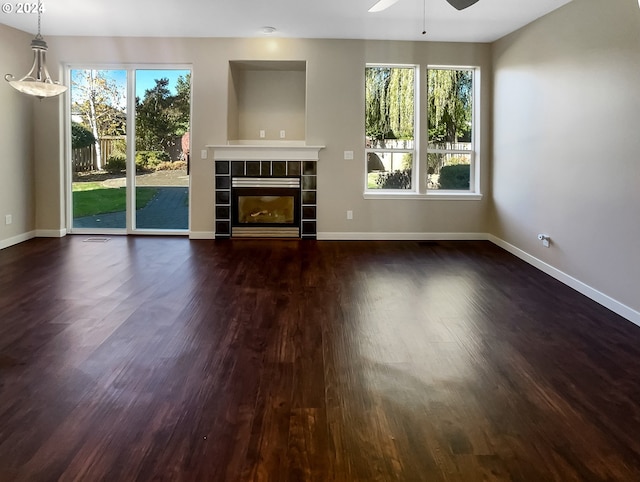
[232,186,300,237]
[238,195,295,225]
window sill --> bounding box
[363,191,483,201]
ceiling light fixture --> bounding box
[262,26,277,35]
[4,2,67,99]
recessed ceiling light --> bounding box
[262,26,277,35]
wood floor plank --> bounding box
[1,237,640,480]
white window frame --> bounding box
[64,63,193,234]
[425,65,481,199]
[364,64,419,195]
[364,64,481,200]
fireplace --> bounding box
[232,178,301,238]
[210,143,323,239]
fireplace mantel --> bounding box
[207,141,324,161]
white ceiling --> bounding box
[1,0,572,43]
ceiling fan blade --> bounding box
[446,0,480,10]
[368,0,401,13]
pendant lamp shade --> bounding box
[5,4,67,99]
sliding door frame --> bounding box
[64,63,193,236]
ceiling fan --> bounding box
[369,0,480,13]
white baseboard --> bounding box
[189,231,216,240]
[317,232,489,241]
[488,235,640,327]
[0,231,36,250]
[36,229,67,238]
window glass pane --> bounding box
[366,67,415,148]
[427,153,471,190]
[367,152,412,190]
[135,69,191,230]
[71,69,127,230]
[427,69,473,148]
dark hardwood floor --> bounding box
[1,237,640,481]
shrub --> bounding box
[155,160,188,171]
[438,164,470,190]
[71,123,96,149]
[135,151,170,172]
[375,169,412,189]
[105,153,126,173]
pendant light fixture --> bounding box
[4,2,67,99]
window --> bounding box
[427,67,477,193]
[365,65,416,191]
[364,64,480,198]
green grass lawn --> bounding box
[72,183,159,218]
[368,172,381,189]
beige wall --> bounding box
[31,36,492,238]
[233,68,306,141]
[492,0,640,314]
[0,24,35,248]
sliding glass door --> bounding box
[70,69,128,230]
[68,66,191,234]
[134,69,190,230]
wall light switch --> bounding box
[200,149,208,160]
[344,150,354,160]
[346,210,353,220]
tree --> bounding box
[71,70,126,170]
[173,73,191,137]
[135,76,191,154]
[366,67,414,149]
[427,69,473,146]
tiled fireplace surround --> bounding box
[213,156,319,239]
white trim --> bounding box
[36,229,67,238]
[0,231,36,250]
[488,235,640,327]
[207,143,324,161]
[317,232,488,241]
[189,231,216,240]
[364,192,483,200]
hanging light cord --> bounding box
[36,1,42,39]
[422,0,427,35]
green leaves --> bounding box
[427,69,473,144]
[365,67,415,145]
[135,74,191,153]
[71,122,96,149]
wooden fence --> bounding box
[72,135,184,172]
[72,136,126,172]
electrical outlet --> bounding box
[537,234,551,247]
[5,214,12,225]
[260,130,266,138]
[346,210,353,220]
[280,130,286,139]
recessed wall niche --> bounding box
[227,60,306,142]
